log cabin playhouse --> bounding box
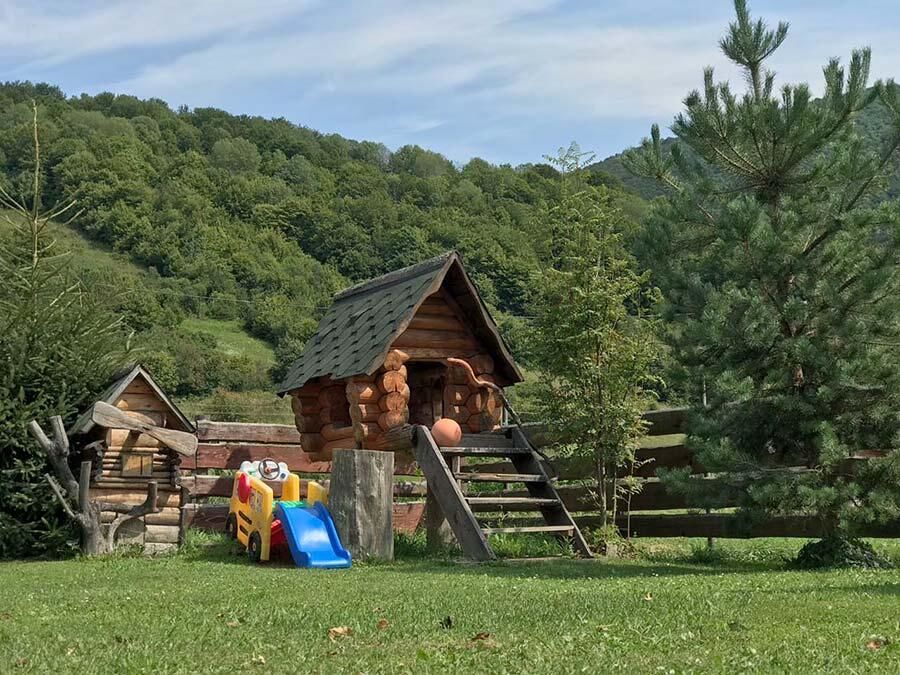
[278,252,591,560]
[70,365,194,553]
[277,252,522,455]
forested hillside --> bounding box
[0,82,642,406]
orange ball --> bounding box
[431,417,462,447]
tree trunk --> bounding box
[595,453,608,529]
[29,416,160,556]
[329,448,394,561]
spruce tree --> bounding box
[0,103,127,557]
[625,1,900,549]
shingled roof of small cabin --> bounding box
[276,252,522,394]
[69,363,194,436]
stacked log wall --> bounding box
[90,375,183,551]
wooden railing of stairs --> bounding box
[412,425,592,561]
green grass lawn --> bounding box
[1,536,898,673]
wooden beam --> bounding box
[413,426,495,561]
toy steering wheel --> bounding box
[259,458,281,480]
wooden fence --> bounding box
[494,408,899,539]
[179,421,427,534]
[179,411,899,541]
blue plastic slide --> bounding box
[274,501,352,569]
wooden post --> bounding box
[425,455,461,552]
[329,448,394,561]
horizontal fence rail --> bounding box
[181,420,425,534]
[179,412,898,540]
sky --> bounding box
[2,0,900,165]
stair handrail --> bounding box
[443,358,558,478]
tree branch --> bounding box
[45,474,81,524]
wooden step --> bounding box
[466,496,559,512]
[454,472,545,483]
[440,446,532,456]
[459,433,514,448]
[481,524,574,535]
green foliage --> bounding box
[0,81,631,397]
[793,536,894,569]
[529,144,661,527]
[625,1,900,534]
[0,105,128,557]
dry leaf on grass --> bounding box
[328,626,353,641]
[250,655,266,665]
[376,618,390,631]
[225,620,240,628]
[866,637,888,651]
[468,632,498,650]
[642,592,654,601]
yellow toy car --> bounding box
[224,458,349,568]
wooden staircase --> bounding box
[413,425,592,560]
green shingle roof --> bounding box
[276,252,522,394]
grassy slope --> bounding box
[1,536,898,673]
[0,210,152,283]
[180,318,275,367]
[1,214,275,369]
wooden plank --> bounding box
[440,446,530,456]
[114,393,167,413]
[185,443,331,471]
[181,474,426,499]
[181,503,228,530]
[123,377,156,396]
[408,315,469,332]
[145,524,180,544]
[181,501,425,534]
[466,496,558,512]
[393,330,479,352]
[413,426,495,560]
[454,472,544,483]
[507,428,592,556]
[482,525,573,535]
[195,421,302,444]
[89,487,180,508]
[107,430,163,449]
[402,347,479,361]
[458,433,514,448]
[393,480,428,497]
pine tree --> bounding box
[625,1,900,550]
[531,144,660,535]
[0,103,127,557]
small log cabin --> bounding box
[70,364,194,552]
[277,252,523,458]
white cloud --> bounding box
[4,0,900,148]
[0,0,316,66]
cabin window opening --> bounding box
[121,451,153,477]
